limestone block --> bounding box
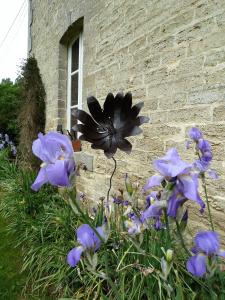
[213,105,225,121]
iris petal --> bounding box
[154,148,191,178]
[188,128,203,141]
[143,175,164,191]
[195,231,220,255]
[141,201,164,221]
[167,191,186,218]
[45,132,74,157]
[218,250,225,258]
[32,133,60,163]
[186,254,207,277]
[31,168,48,191]
[77,224,100,250]
[179,174,205,213]
[46,160,69,187]
[67,246,84,267]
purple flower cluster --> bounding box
[187,231,225,277]
[113,198,129,206]
[125,193,164,234]
[188,127,217,178]
[67,224,106,267]
[0,133,17,156]
[144,148,205,218]
[31,127,224,283]
[31,132,75,191]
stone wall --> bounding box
[30,0,225,238]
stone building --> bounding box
[29,0,225,236]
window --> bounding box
[67,32,83,137]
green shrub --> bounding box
[0,78,22,142]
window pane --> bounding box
[71,107,78,138]
[71,38,79,72]
[71,73,78,106]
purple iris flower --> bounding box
[188,127,203,141]
[195,139,213,172]
[141,200,164,221]
[31,132,75,191]
[144,148,205,217]
[125,213,144,235]
[142,192,165,230]
[186,231,225,277]
[67,224,107,267]
[187,255,207,277]
[113,198,129,206]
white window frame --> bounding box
[67,32,83,132]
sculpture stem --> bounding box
[106,157,117,209]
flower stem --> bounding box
[67,193,105,243]
[175,220,191,256]
[163,208,171,244]
[201,174,215,231]
[106,157,117,209]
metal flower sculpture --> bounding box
[73,92,149,158]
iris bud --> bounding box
[125,173,133,196]
[166,249,173,263]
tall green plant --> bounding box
[18,56,46,169]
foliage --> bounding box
[0,78,22,142]
[18,56,46,169]
[0,151,81,298]
[0,125,225,299]
[0,213,26,300]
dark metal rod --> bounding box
[106,157,117,208]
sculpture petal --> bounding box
[103,92,115,119]
[74,124,109,140]
[136,116,150,125]
[121,92,132,117]
[87,96,104,123]
[91,138,111,151]
[74,109,99,129]
[131,102,144,119]
[104,136,117,158]
[117,138,132,154]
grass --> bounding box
[0,208,26,300]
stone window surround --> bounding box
[57,17,84,132]
[57,17,93,171]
